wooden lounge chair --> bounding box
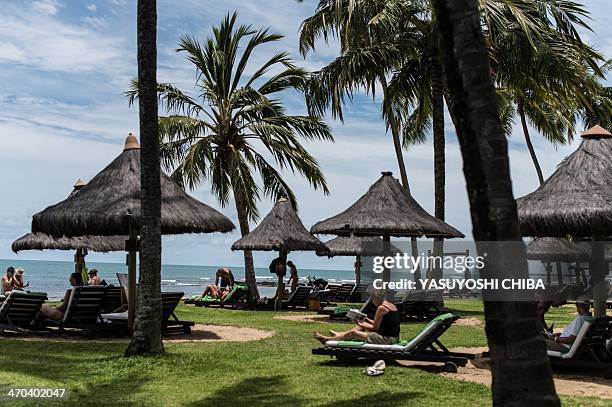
[349,283,369,302]
[282,285,312,309]
[315,283,342,307]
[395,290,445,321]
[547,316,612,376]
[101,286,125,313]
[46,286,107,334]
[312,313,472,370]
[102,292,195,335]
[332,283,356,303]
[0,291,47,332]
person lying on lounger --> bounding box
[201,268,235,299]
[545,298,592,352]
[37,272,83,322]
[314,289,400,345]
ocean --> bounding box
[0,259,356,300]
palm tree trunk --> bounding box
[432,0,559,405]
[431,57,446,280]
[380,77,420,279]
[234,194,260,300]
[518,102,545,185]
[125,0,164,357]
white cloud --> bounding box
[82,16,109,30]
[32,0,62,15]
[86,3,97,12]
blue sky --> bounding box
[0,0,611,270]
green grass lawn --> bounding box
[0,299,608,406]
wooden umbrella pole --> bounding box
[555,262,563,286]
[127,218,138,332]
[382,234,391,283]
[591,238,607,317]
[354,255,361,285]
[274,250,287,311]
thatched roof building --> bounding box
[232,198,326,252]
[316,236,401,257]
[32,134,235,237]
[526,238,589,263]
[311,172,464,238]
[12,233,125,253]
[517,125,612,238]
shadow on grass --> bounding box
[318,391,422,407]
[186,376,307,406]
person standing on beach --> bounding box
[2,267,15,295]
[287,261,299,292]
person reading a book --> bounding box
[314,289,400,345]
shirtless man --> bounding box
[2,267,15,295]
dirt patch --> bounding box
[398,347,612,399]
[0,324,274,344]
[453,318,483,327]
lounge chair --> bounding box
[312,313,472,370]
[547,316,612,376]
[190,283,250,308]
[102,291,195,334]
[332,283,356,303]
[283,285,312,309]
[101,286,125,313]
[349,283,369,302]
[316,283,342,307]
[395,290,445,320]
[0,291,47,332]
[46,286,107,334]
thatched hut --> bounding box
[29,134,235,327]
[517,125,612,315]
[232,198,326,309]
[12,232,125,253]
[32,134,234,237]
[526,237,590,286]
[311,172,463,238]
[316,236,401,284]
[311,172,463,281]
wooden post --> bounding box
[555,262,563,286]
[545,262,552,286]
[575,263,582,285]
[354,255,361,285]
[591,239,607,317]
[274,250,287,311]
[127,218,138,332]
[382,234,391,283]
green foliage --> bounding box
[127,12,333,221]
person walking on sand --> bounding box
[314,289,400,345]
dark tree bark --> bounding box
[518,101,545,185]
[234,194,260,300]
[125,0,164,356]
[431,57,446,280]
[431,0,559,405]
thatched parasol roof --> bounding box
[517,125,612,238]
[316,236,401,257]
[311,172,464,238]
[12,233,125,253]
[32,134,235,237]
[232,198,326,252]
[526,237,589,262]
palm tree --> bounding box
[128,12,333,299]
[125,0,164,356]
[431,0,559,404]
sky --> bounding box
[0,0,611,270]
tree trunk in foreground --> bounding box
[431,0,559,405]
[125,0,164,357]
[234,194,260,300]
[518,102,545,185]
[431,57,446,280]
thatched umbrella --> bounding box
[526,237,589,286]
[311,172,464,281]
[316,236,401,284]
[30,134,235,327]
[232,198,326,310]
[517,125,612,315]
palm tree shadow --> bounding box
[319,391,422,407]
[185,376,307,406]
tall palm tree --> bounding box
[125,0,164,356]
[128,12,332,299]
[432,0,559,404]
